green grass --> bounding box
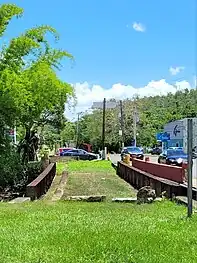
[0,201,197,263]
[56,162,68,175]
[2,161,193,262]
[61,160,135,199]
[67,160,115,173]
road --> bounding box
[110,154,197,188]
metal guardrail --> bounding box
[26,162,56,200]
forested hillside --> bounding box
[77,88,197,151]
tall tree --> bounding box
[0,3,74,162]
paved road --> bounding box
[110,154,197,188]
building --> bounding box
[163,118,197,152]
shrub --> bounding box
[0,150,24,191]
[26,161,42,183]
[0,149,42,193]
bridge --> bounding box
[111,154,197,200]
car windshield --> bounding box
[127,147,141,153]
[167,150,186,156]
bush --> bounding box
[0,149,42,193]
[0,150,24,188]
[26,161,42,183]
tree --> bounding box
[78,89,197,150]
[60,122,76,147]
[0,3,74,162]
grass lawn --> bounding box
[0,201,197,263]
[1,160,196,262]
[61,160,135,199]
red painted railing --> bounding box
[132,159,185,183]
[26,162,56,200]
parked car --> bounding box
[139,147,144,153]
[168,147,183,150]
[121,146,144,161]
[61,148,97,160]
[158,149,187,167]
[151,147,162,155]
[168,147,197,159]
[58,148,75,156]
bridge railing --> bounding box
[26,162,56,200]
[132,159,185,183]
[117,161,186,198]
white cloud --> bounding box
[169,66,185,75]
[132,22,146,32]
[65,79,192,120]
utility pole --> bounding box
[133,104,137,147]
[187,118,193,217]
[120,100,125,149]
[76,113,80,148]
[102,98,106,159]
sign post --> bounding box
[102,98,106,159]
[120,100,125,149]
[187,119,193,217]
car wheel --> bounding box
[166,160,170,165]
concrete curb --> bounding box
[52,171,68,201]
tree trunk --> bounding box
[18,127,39,163]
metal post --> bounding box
[102,98,106,159]
[120,100,125,149]
[187,118,193,217]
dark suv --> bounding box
[151,147,162,155]
[121,147,144,161]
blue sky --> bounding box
[1,0,196,115]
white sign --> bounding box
[119,130,123,136]
[164,120,183,140]
[92,101,118,109]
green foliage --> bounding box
[0,4,23,37]
[79,89,197,149]
[26,161,42,183]
[0,146,42,192]
[0,149,24,189]
[0,3,74,163]
[60,121,76,146]
[0,2,74,190]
